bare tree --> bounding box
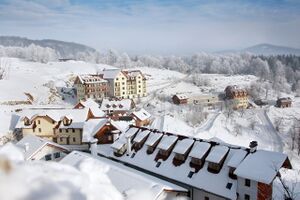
[234,124,242,136]
[274,117,284,132]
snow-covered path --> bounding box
[195,112,220,133]
[257,108,284,152]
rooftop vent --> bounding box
[226,183,233,190]
[188,171,194,178]
[156,161,161,168]
[249,141,258,153]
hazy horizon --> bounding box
[0,0,300,54]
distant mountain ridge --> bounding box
[216,43,300,55]
[0,36,97,58]
[242,43,300,55]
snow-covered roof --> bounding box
[124,127,139,138]
[189,141,211,159]
[174,94,188,100]
[100,98,133,111]
[82,118,108,143]
[172,138,195,155]
[132,108,151,121]
[77,74,107,84]
[227,149,248,168]
[111,139,126,150]
[234,150,288,184]
[97,126,292,199]
[145,132,163,146]
[76,98,105,118]
[133,130,151,143]
[156,135,178,151]
[60,151,187,199]
[110,120,130,133]
[15,108,90,129]
[99,69,121,79]
[16,135,69,160]
[205,145,229,163]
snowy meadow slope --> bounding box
[0,58,299,199]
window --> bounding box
[37,120,40,124]
[245,179,251,187]
[66,129,69,133]
[72,129,75,133]
[116,78,119,81]
[244,194,250,200]
[38,128,41,132]
[54,152,60,159]
[205,197,209,200]
[73,137,76,142]
[59,129,62,133]
[33,128,35,133]
[45,154,52,161]
[60,138,63,142]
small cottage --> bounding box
[276,97,292,108]
[172,94,189,105]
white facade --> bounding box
[237,177,257,200]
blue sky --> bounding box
[0,0,300,54]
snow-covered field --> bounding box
[0,58,299,199]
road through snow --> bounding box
[257,108,284,152]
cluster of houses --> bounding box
[173,85,293,110]
[74,68,147,101]
[100,126,293,200]
[14,98,152,151]
[5,123,293,200]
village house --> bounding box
[100,126,292,200]
[98,69,147,99]
[189,94,220,107]
[100,98,135,120]
[61,151,188,200]
[131,108,152,127]
[225,85,249,109]
[16,135,70,161]
[74,74,108,101]
[14,106,125,149]
[74,98,106,118]
[172,94,189,105]
[276,97,292,108]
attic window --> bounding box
[226,183,233,190]
[119,104,123,108]
[106,104,111,108]
[112,104,117,108]
[188,171,194,178]
[156,161,161,168]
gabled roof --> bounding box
[189,141,211,159]
[15,108,91,129]
[97,126,292,199]
[99,69,122,79]
[132,108,151,121]
[82,118,108,143]
[76,74,107,84]
[16,135,69,160]
[100,99,133,111]
[173,138,194,155]
[60,151,187,199]
[75,98,105,118]
[205,145,229,163]
[156,135,178,151]
[234,150,289,184]
[174,94,188,100]
[133,130,151,143]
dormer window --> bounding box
[63,117,72,126]
[24,117,31,126]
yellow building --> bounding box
[99,69,147,99]
[225,85,248,109]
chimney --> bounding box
[126,136,132,155]
[249,141,258,153]
[90,139,98,156]
[24,143,29,152]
